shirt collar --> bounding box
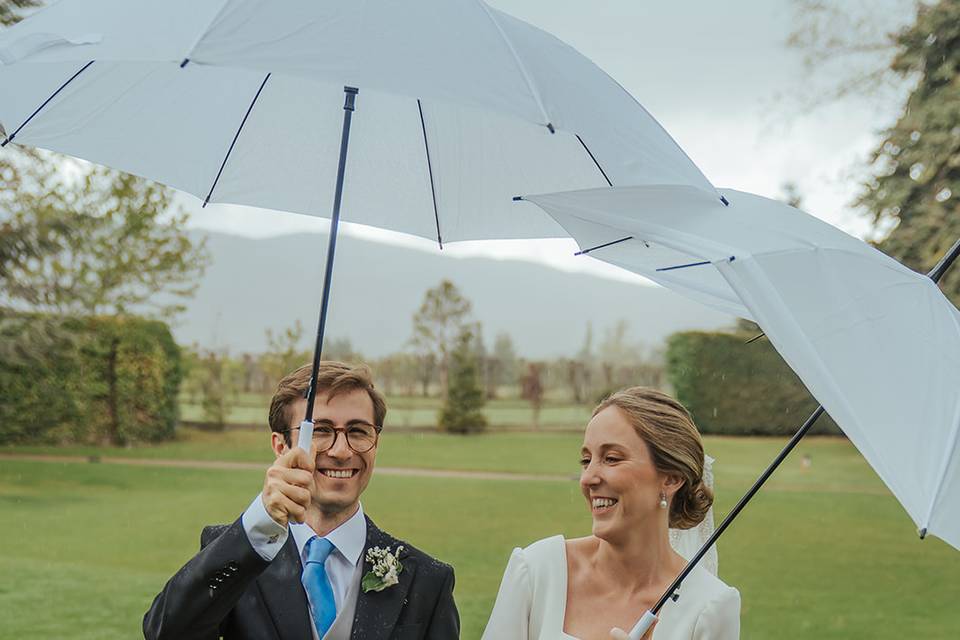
[290,502,366,566]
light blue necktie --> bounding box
[302,536,337,638]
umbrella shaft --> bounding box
[304,87,359,421]
[928,238,960,283]
[651,406,824,614]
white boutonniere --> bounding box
[362,544,405,593]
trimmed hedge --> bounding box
[0,314,182,445]
[665,331,840,436]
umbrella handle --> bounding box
[296,420,314,453]
[626,611,658,640]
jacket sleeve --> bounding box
[425,564,460,640]
[142,517,271,640]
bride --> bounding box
[483,387,740,639]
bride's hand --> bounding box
[609,620,657,640]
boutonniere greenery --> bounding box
[362,545,405,593]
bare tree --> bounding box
[784,0,917,112]
[410,280,473,395]
[521,362,545,430]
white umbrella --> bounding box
[519,185,960,637]
[0,1,721,447]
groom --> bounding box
[143,361,459,639]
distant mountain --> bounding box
[170,230,734,358]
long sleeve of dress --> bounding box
[691,586,741,640]
[482,548,533,640]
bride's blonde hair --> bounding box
[593,387,713,530]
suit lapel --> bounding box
[351,516,417,640]
[257,533,314,639]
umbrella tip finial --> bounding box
[720,195,730,206]
[546,122,555,134]
[919,528,927,539]
[512,196,523,201]
[180,58,190,68]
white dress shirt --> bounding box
[242,494,367,638]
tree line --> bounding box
[183,278,667,432]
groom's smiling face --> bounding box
[284,389,379,516]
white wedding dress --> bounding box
[482,457,740,639]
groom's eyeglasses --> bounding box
[282,421,381,453]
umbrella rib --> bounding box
[574,236,633,256]
[202,73,271,207]
[1,60,95,147]
[575,134,613,186]
[417,99,443,249]
[655,260,711,272]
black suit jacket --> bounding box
[143,515,459,640]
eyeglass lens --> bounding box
[312,425,378,452]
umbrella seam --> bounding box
[473,0,552,129]
[718,257,905,504]
[922,402,960,534]
[746,245,920,281]
[920,305,960,533]
[179,0,231,66]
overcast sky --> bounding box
[183,0,915,284]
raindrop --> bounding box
[883,142,902,155]
[910,131,921,142]
[910,163,925,181]
[935,188,952,203]
[925,33,937,45]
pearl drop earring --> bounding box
[659,492,668,509]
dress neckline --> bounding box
[555,535,707,640]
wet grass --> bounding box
[1,435,959,639]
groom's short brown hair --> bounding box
[268,361,387,445]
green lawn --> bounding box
[0,426,895,487]
[1,435,958,638]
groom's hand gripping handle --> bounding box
[296,419,314,452]
[262,446,315,527]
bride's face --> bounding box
[580,406,667,540]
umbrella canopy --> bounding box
[0,1,728,455]
[520,185,960,551]
[0,0,718,243]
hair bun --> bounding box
[670,478,714,530]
